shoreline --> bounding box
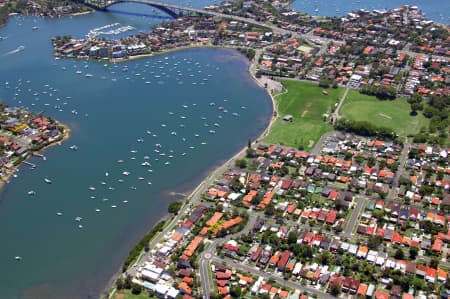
[0,122,70,194]
[111,44,250,63]
[102,45,280,298]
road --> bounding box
[209,255,343,299]
[311,131,337,155]
[98,0,291,35]
[331,87,349,124]
[199,216,256,298]
[343,197,366,238]
[91,0,347,47]
[126,142,250,277]
[388,141,410,200]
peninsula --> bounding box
[0,100,69,191]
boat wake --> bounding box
[3,45,25,56]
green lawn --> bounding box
[263,80,344,150]
[340,90,429,137]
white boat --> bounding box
[122,171,130,176]
[27,190,36,195]
[137,177,144,180]
[15,256,22,261]
[85,74,93,78]
[89,187,95,191]
[75,216,82,222]
[123,200,129,203]
[69,145,78,150]
[95,209,101,212]
[44,178,52,184]
[56,212,63,216]
[78,225,83,229]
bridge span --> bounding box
[83,0,290,34]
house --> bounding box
[277,250,291,271]
[357,284,368,297]
[416,264,427,277]
[357,246,368,259]
[426,267,436,283]
[375,290,390,299]
[390,285,402,299]
[405,261,416,275]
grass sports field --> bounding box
[340,90,429,137]
[263,80,344,150]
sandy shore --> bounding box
[103,46,281,298]
[69,11,94,17]
[111,44,244,63]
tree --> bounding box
[116,277,125,290]
[168,201,182,214]
[15,0,28,11]
[330,280,341,296]
[288,231,298,244]
[246,148,256,158]
[395,248,404,260]
[230,286,242,297]
[235,159,247,169]
[409,247,419,259]
[131,283,142,294]
[367,235,383,250]
[264,205,275,216]
[123,275,132,289]
[319,78,331,88]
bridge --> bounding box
[82,0,290,34]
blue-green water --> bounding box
[0,4,272,298]
[292,0,449,23]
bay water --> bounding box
[0,3,272,298]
